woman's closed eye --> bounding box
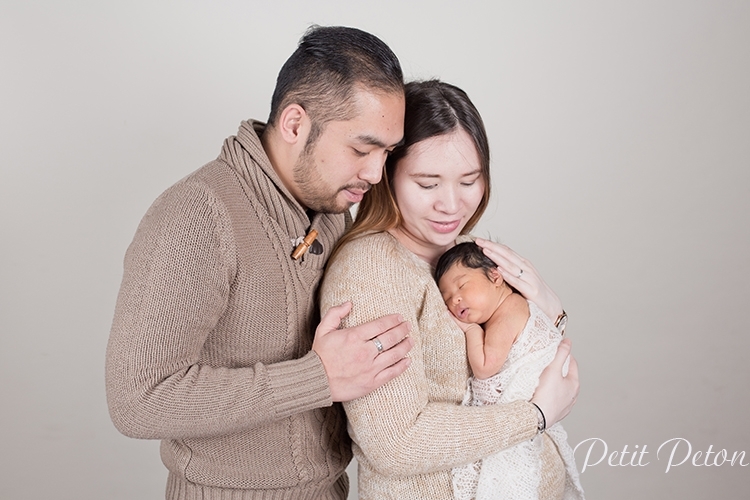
[460,173,481,187]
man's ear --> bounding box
[276,104,309,145]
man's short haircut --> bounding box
[434,242,498,284]
[267,25,404,145]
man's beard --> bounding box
[292,148,371,214]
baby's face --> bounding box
[438,263,504,324]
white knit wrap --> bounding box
[452,301,586,500]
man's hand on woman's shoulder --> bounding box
[314,301,414,402]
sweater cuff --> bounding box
[503,400,542,442]
[511,401,539,439]
[266,350,332,419]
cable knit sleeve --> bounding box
[106,178,330,440]
[320,233,538,478]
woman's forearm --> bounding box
[346,391,538,477]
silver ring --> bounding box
[517,269,524,279]
[372,337,384,353]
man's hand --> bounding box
[313,302,413,402]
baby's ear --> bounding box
[489,268,503,284]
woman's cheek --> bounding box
[466,184,485,210]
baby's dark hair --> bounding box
[434,242,498,284]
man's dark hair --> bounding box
[434,242,498,284]
[267,25,404,145]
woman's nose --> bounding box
[436,187,459,213]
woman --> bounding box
[320,80,579,499]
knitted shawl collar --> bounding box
[219,120,307,220]
[218,120,347,259]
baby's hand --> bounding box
[449,310,482,335]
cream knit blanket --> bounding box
[452,301,586,500]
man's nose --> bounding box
[359,152,387,184]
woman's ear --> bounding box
[276,104,310,146]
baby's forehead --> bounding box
[439,262,490,284]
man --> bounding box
[106,26,413,499]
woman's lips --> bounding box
[430,219,461,234]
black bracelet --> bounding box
[531,402,546,434]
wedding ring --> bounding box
[372,337,384,353]
[517,269,524,279]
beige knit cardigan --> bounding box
[106,121,352,500]
[320,231,565,499]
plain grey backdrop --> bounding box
[1,1,748,498]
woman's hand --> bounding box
[530,338,579,427]
[474,238,563,321]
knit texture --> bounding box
[106,121,352,499]
[320,232,565,499]
[452,301,585,500]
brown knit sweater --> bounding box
[106,121,352,500]
[320,231,565,499]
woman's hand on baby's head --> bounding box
[474,238,563,321]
